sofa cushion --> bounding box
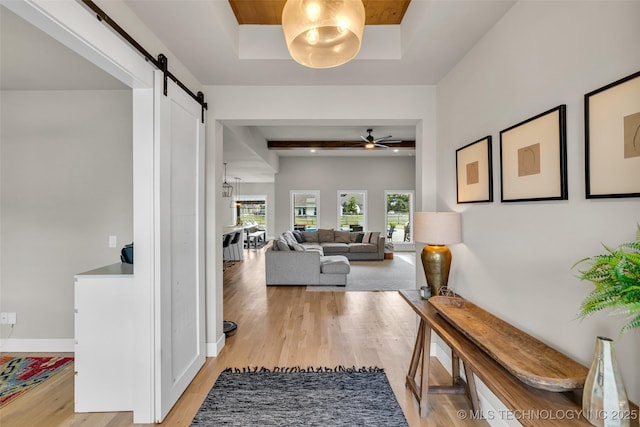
[291,242,306,251]
[334,230,351,243]
[282,231,298,248]
[302,243,322,250]
[321,243,349,254]
[275,237,291,251]
[302,230,319,242]
[292,230,305,243]
[353,232,364,243]
[362,231,380,244]
[320,256,351,274]
[318,228,335,243]
[349,243,378,253]
[304,246,323,254]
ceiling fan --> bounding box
[360,128,402,149]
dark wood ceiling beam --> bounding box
[363,0,410,24]
[268,140,416,150]
[228,1,410,25]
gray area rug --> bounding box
[308,252,416,292]
[191,366,408,426]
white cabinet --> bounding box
[74,263,134,413]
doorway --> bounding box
[385,191,414,245]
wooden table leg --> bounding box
[405,319,432,417]
[419,322,432,417]
[449,350,481,412]
[407,319,425,384]
[406,317,474,418]
[452,351,460,386]
[463,362,480,412]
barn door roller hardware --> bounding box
[81,0,208,123]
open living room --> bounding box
[222,153,418,291]
[1,1,639,426]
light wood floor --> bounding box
[0,247,487,427]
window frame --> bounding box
[336,190,367,231]
[384,190,414,243]
[235,194,267,228]
[290,190,320,231]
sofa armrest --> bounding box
[265,248,321,285]
[377,236,386,259]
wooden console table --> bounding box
[399,290,595,426]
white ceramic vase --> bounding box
[582,336,630,427]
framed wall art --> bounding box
[499,105,567,202]
[585,70,640,198]
[456,136,493,203]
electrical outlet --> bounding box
[109,235,117,248]
[0,312,16,325]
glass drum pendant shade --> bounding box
[282,0,365,69]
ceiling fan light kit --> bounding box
[282,0,365,69]
[361,128,402,149]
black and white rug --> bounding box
[191,366,408,426]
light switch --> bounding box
[109,235,117,248]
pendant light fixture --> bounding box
[234,177,242,225]
[282,0,365,69]
[222,163,233,198]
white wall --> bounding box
[0,90,132,345]
[274,156,415,235]
[94,0,201,91]
[437,1,640,404]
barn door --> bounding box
[155,73,206,421]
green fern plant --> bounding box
[574,225,640,336]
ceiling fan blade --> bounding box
[361,135,370,143]
[373,135,393,142]
[375,143,390,149]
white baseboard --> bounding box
[206,333,225,357]
[432,338,521,427]
[2,335,225,357]
[0,338,75,353]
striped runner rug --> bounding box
[191,366,408,426]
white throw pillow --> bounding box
[362,231,380,243]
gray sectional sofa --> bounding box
[265,229,385,286]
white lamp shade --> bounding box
[413,212,462,245]
[282,0,365,69]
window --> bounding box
[236,197,266,227]
[385,191,414,243]
[291,191,319,231]
[338,191,366,231]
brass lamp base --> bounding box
[420,244,452,297]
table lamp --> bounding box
[413,212,462,297]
